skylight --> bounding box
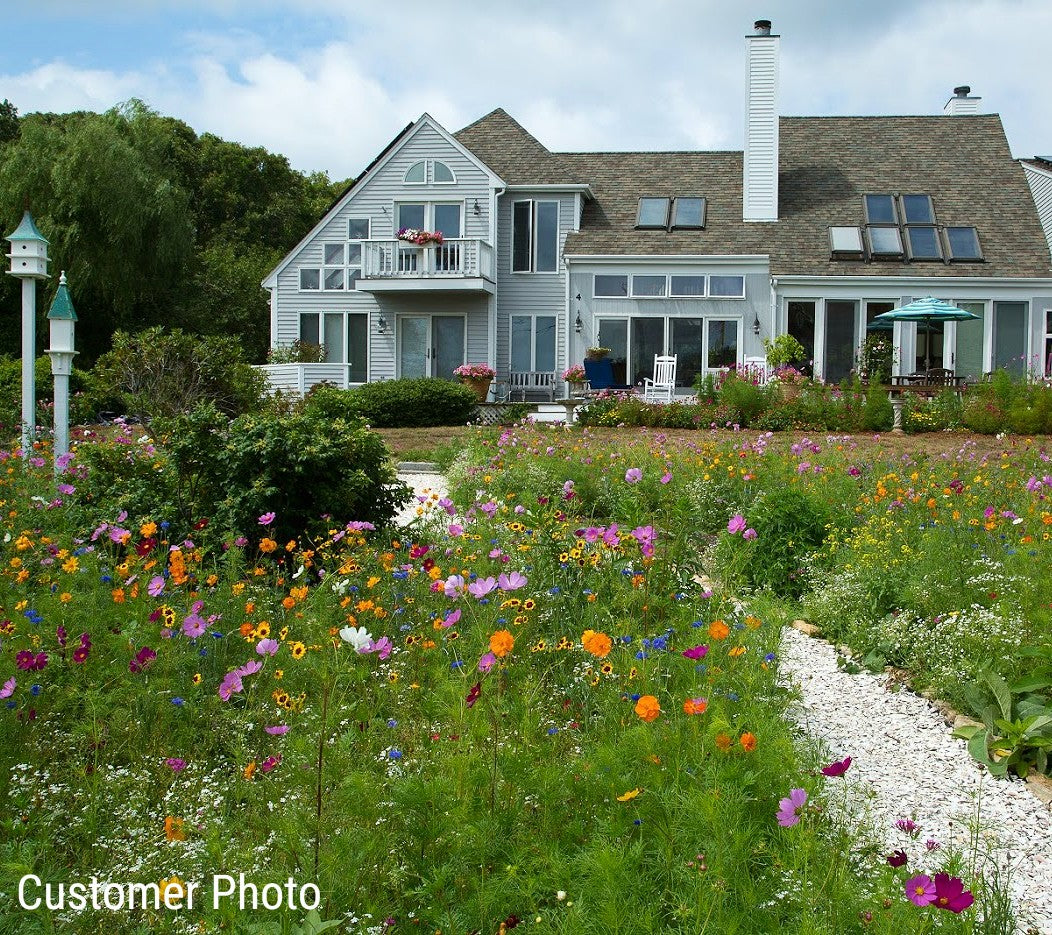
[905,226,942,261]
[829,226,863,256]
[636,197,671,228]
[671,197,706,229]
[866,226,904,258]
[864,194,896,224]
[945,227,983,261]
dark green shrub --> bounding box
[75,402,411,542]
[0,354,95,436]
[717,372,771,426]
[302,382,362,422]
[962,385,1006,434]
[92,326,266,422]
[1008,395,1043,435]
[718,486,830,598]
[861,378,894,432]
[346,377,477,427]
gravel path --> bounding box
[396,472,1052,932]
[779,626,1052,934]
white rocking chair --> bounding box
[642,354,677,403]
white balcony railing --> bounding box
[361,239,494,281]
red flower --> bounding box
[887,849,908,868]
[465,682,481,709]
[821,755,852,777]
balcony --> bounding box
[357,239,496,293]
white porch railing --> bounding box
[257,363,355,394]
[361,239,495,281]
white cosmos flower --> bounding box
[339,625,373,651]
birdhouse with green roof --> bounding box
[47,271,77,370]
[6,210,49,279]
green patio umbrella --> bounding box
[871,297,980,371]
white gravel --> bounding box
[395,471,1052,932]
[779,625,1052,934]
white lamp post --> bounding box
[47,271,77,470]
[5,211,50,454]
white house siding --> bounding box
[271,119,497,383]
[494,191,577,377]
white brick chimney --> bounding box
[744,19,779,222]
[944,85,982,115]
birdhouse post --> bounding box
[47,271,77,469]
[5,211,50,454]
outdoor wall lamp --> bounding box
[752,313,761,336]
[575,293,583,333]
[473,199,481,216]
[377,312,387,334]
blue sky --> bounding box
[2,0,1047,180]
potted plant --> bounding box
[585,346,612,361]
[770,364,807,401]
[562,364,588,395]
[398,227,444,247]
[453,363,496,401]
[763,334,807,370]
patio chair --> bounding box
[583,358,633,392]
[923,368,954,386]
[642,354,677,403]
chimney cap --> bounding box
[953,85,972,97]
[754,19,772,34]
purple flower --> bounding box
[256,638,279,656]
[367,636,392,660]
[128,647,155,674]
[776,788,807,827]
[448,523,464,537]
[443,574,466,598]
[478,651,497,673]
[182,613,207,639]
[727,514,747,535]
[887,849,908,868]
[630,525,655,558]
[165,757,187,773]
[932,873,974,913]
[905,874,936,907]
[896,818,920,838]
[265,725,290,735]
[260,754,282,773]
[442,608,461,629]
[624,468,642,484]
[258,512,276,526]
[218,671,244,701]
[682,645,709,660]
[466,682,482,708]
[468,576,498,599]
[0,676,15,698]
[660,471,672,484]
[742,528,757,540]
[148,575,165,597]
[820,755,852,777]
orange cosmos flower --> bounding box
[490,629,514,658]
[708,620,730,641]
[581,629,612,659]
[634,695,661,722]
[259,538,277,554]
[164,816,186,841]
[683,697,708,716]
[714,733,733,751]
[739,732,757,753]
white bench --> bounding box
[508,370,557,402]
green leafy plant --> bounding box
[953,663,1052,778]
[763,334,807,369]
[344,377,478,428]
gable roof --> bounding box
[456,110,1050,279]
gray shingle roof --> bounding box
[455,110,1051,278]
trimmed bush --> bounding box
[345,377,478,427]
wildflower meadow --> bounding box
[1,420,1047,934]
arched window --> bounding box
[433,161,455,183]
[404,161,426,184]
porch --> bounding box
[357,239,495,293]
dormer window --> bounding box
[945,226,983,261]
[636,197,671,229]
[671,197,706,229]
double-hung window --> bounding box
[512,200,559,272]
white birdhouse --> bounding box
[6,210,50,279]
[47,271,77,375]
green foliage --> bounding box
[858,334,894,383]
[0,98,18,144]
[267,340,326,364]
[344,377,478,427]
[861,378,894,432]
[763,334,807,369]
[719,487,831,598]
[954,663,1052,778]
[0,354,95,437]
[92,326,266,422]
[901,389,964,434]
[717,372,771,426]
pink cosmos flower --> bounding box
[265,725,290,735]
[727,514,747,535]
[931,873,973,913]
[776,788,807,827]
[466,682,482,709]
[444,575,466,598]
[821,755,852,777]
[442,609,462,629]
[742,528,758,540]
[182,613,207,639]
[165,757,187,773]
[218,671,244,701]
[625,468,642,484]
[0,676,15,698]
[682,645,708,660]
[660,471,672,484]
[366,636,393,660]
[236,659,263,677]
[602,524,620,548]
[260,754,282,773]
[448,523,464,537]
[905,874,936,907]
[148,576,165,597]
[631,525,655,558]
[256,638,279,656]
[497,571,528,591]
[478,651,497,673]
[258,512,276,526]
[468,576,498,599]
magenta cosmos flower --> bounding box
[776,788,807,827]
[932,873,974,913]
[905,874,936,907]
[727,514,747,535]
[821,755,852,777]
[624,468,642,484]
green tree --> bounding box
[0,99,18,144]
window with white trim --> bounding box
[632,275,666,297]
[403,159,456,185]
[510,315,556,373]
[594,274,628,297]
[512,200,559,272]
[709,275,745,298]
[669,275,706,296]
[299,312,368,381]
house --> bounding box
[262,20,1052,398]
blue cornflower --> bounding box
[635,650,648,660]
[547,727,559,735]
[764,652,776,663]
[392,569,408,579]
[691,620,704,628]
[549,586,561,595]
[171,697,185,706]
[450,660,464,669]
[387,718,397,728]
[388,749,402,760]
[30,685,41,696]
